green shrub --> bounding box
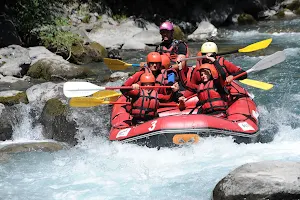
[286,0,300,11]
[276,10,285,18]
[39,21,82,59]
[8,0,60,36]
[82,15,91,23]
[112,14,127,22]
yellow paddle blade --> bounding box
[92,90,121,102]
[238,38,272,53]
[239,79,273,90]
[69,97,108,107]
[103,58,132,70]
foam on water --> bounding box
[2,19,300,200]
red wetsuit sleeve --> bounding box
[223,59,247,79]
[157,93,172,102]
[178,69,187,85]
[122,71,144,86]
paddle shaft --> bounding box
[180,51,238,61]
[104,101,178,107]
[233,71,247,80]
[106,85,172,90]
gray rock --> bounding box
[0,104,13,141]
[188,21,218,41]
[0,140,69,153]
[40,98,78,146]
[0,45,31,77]
[213,161,300,200]
[27,58,94,81]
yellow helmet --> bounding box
[201,42,218,54]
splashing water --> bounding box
[2,19,300,200]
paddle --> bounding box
[103,58,140,70]
[239,79,273,90]
[92,90,122,101]
[233,51,286,88]
[180,38,273,61]
[63,82,172,98]
[69,97,179,108]
[103,39,272,70]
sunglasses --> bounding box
[149,62,161,65]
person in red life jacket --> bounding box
[123,52,181,102]
[121,73,160,123]
[185,63,228,117]
[200,42,247,83]
[161,54,171,69]
[200,42,250,103]
[176,53,201,98]
[155,21,189,70]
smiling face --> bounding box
[160,29,173,42]
[200,70,212,82]
[148,62,161,72]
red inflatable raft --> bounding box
[109,82,260,148]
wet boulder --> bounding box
[69,41,107,65]
[188,21,218,41]
[213,161,300,200]
[237,13,257,25]
[0,90,29,106]
[27,58,94,81]
[0,45,31,77]
[40,98,78,146]
[0,140,69,153]
[0,104,13,141]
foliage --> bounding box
[7,0,61,35]
[112,14,127,22]
[286,0,300,11]
[82,15,91,23]
[39,18,82,59]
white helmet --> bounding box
[201,42,218,54]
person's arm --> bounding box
[223,59,247,80]
[186,79,199,92]
[120,87,140,99]
[122,71,144,86]
[157,93,172,102]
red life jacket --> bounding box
[156,40,189,62]
[226,81,250,104]
[129,89,159,119]
[197,80,228,114]
[134,67,152,85]
[155,68,178,94]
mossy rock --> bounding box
[173,25,186,41]
[70,41,107,65]
[44,98,67,117]
[237,14,257,25]
[286,0,300,11]
[40,98,78,146]
[296,7,300,14]
[0,91,28,106]
[27,58,94,80]
[276,9,286,18]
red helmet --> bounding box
[199,63,218,79]
[140,73,155,84]
[161,54,170,69]
[196,51,203,67]
[146,52,162,63]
